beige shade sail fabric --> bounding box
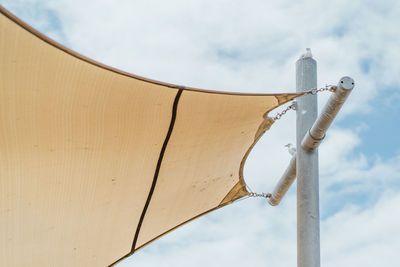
[0,6,302,267]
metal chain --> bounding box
[249,85,337,202]
[273,84,337,121]
[306,84,337,95]
[273,102,296,121]
[248,192,272,199]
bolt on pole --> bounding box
[296,48,320,267]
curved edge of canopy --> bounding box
[109,93,301,267]
[0,5,295,97]
[220,94,301,205]
[109,205,226,266]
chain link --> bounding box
[248,192,272,198]
[273,102,296,121]
[272,84,337,121]
[307,84,337,95]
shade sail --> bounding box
[0,6,301,267]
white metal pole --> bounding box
[296,48,320,267]
[302,77,355,151]
[268,76,354,206]
[268,155,296,206]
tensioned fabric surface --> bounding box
[0,6,302,267]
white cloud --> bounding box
[322,192,400,267]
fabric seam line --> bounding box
[109,89,183,266]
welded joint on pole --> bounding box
[302,130,325,152]
[308,130,325,142]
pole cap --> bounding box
[339,76,355,90]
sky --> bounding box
[1,0,399,266]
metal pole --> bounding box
[268,154,296,206]
[268,76,354,206]
[296,48,320,267]
[302,77,355,151]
